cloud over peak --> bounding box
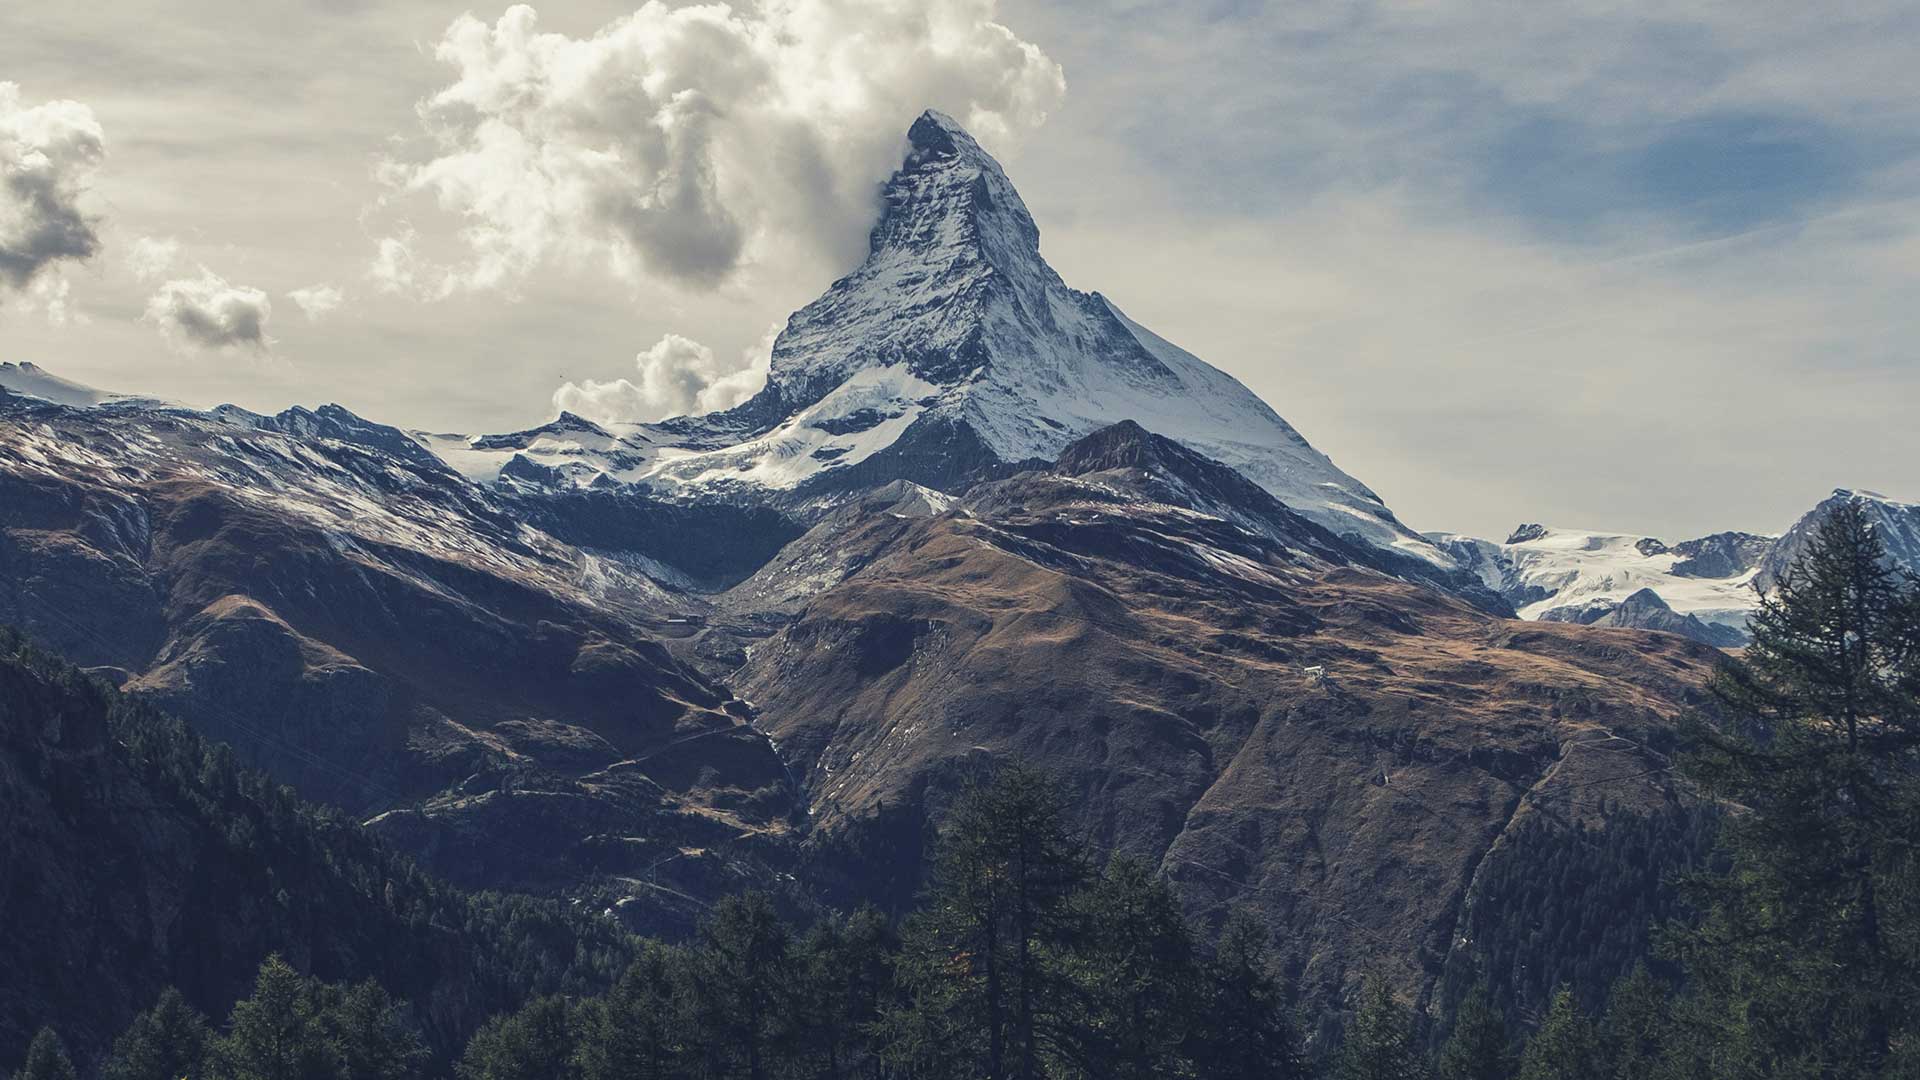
[144,268,273,352]
[554,327,775,424]
[378,0,1064,296]
[0,83,105,300]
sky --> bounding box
[1,0,1917,542]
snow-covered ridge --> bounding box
[1430,489,1920,646]
[1428,526,1769,641]
[0,361,155,408]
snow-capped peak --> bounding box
[447,109,1452,567]
[0,362,150,408]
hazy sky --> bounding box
[2,1,1917,541]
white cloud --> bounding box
[379,0,1064,295]
[144,268,272,351]
[0,82,105,302]
[125,235,180,280]
[287,283,344,321]
[553,326,776,424]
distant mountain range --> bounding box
[2,109,1913,1031]
[1430,488,1920,646]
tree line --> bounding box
[12,500,1920,1079]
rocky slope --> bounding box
[0,386,794,923]
[735,423,1721,1008]
[1756,488,1920,592]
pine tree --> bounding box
[1676,500,1920,1072]
[1436,982,1510,1080]
[888,766,1085,1080]
[212,956,341,1080]
[1057,857,1199,1080]
[1335,978,1428,1080]
[571,945,681,1080]
[456,997,572,1080]
[682,892,794,1080]
[105,989,213,1080]
[11,1030,76,1080]
[790,908,895,1080]
[323,981,426,1080]
[1519,988,1601,1080]
[1597,966,1668,1080]
[1192,909,1306,1080]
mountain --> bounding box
[433,111,1457,577]
[0,386,796,925]
[0,627,633,1070]
[734,421,1721,1006]
[1756,488,1920,593]
[0,108,1776,1018]
[1537,587,1747,649]
[1431,489,1920,647]
[1428,525,1771,646]
[0,360,149,408]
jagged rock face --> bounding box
[735,424,1720,1008]
[0,392,796,912]
[1756,489,1920,593]
[442,110,1456,575]
[1669,531,1773,579]
[1536,587,1747,648]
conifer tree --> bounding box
[324,981,426,1080]
[1192,909,1307,1080]
[571,945,681,1080]
[683,892,794,1080]
[11,1030,76,1080]
[791,907,895,1080]
[1677,500,1920,1072]
[1436,982,1510,1080]
[1519,988,1602,1080]
[1597,966,1668,1080]
[1335,978,1428,1080]
[1057,857,1199,1080]
[105,989,212,1080]
[212,956,340,1080]
[456,997,572,1080]
[889,766,1085,1080]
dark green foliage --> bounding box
[1440,806,1716,1024]
[789,908,897,1080]
[104,990,213,1080]
[1335,978,1428,1080]
[1517,988,1601,1080]
[1192,910,1308,1080]
[889,766,1086,1080]
[570,945,680,1080]
[681,893,795,1080]
[0,626,634,1069]
[456,998,573,1080]
[1437,983,1511,1080]
[1054,857,1200,1080]
[1597,966,1670,1080]
[209,956,339,1080]
[323,981,428,1080]
[11,1031,75,1080]
[1673,501,1920,1074]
